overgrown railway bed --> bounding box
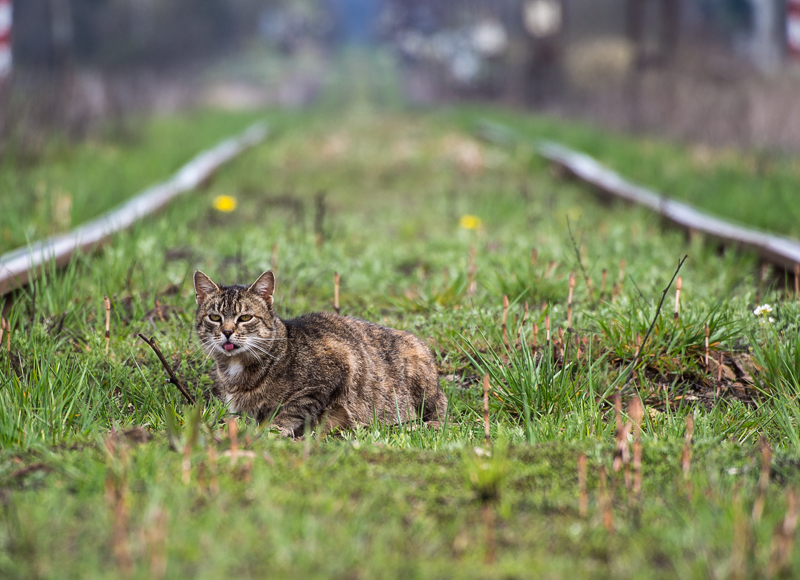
[2,101,800,579]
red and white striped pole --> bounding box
[0,0,11,80]
[789,0,800,60]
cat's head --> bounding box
[193,270,279,361]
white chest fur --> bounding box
[221,362,245,413]
[224,392,239,413]
[226,361,243,378]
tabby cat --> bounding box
[194,270,447,436]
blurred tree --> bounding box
[13,0,74,70]
[13,0,276,71]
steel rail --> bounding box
[538,141,800,272]
[476,120,800,272]
[0,121,268,296]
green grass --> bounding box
[0,109,265,255]
[3,53,800,578]
[465,108,800,238]
[3,435,798,579]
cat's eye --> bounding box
[208,314,222,322]
[238,315,253,322]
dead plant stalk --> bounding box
[501,295,509,349]
[682,415,693,479]
[601,269,608,298]
[768,488,800,577]
[599,466,614,533]
[483,374,491,446]
[630,398,644,504]
[334,272,340,314]
[612,393,632,492]
[104,295,111,355]
[567,272,575,329]
[467,246,477,295]
[578,454,588,518]
[752,438,773,524]
[545,311,551,344]
[516,302,529,348]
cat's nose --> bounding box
[222,329,233,339]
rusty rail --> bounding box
[0,121,268,296]
[476,120,800,272]
[538,141,800,271]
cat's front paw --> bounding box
[268,423,295,438]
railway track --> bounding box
[0,121,268,297]
[478,120,800,274]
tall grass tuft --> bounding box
[460,331,611,443]
[750,328,800,449]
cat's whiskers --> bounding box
[239,344,264,363]
[191,338,219,363]
[242,340,277,361]
[190,337,215,355]
[249,338,285,358]
[242,343,278,360]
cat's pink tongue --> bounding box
[224,343,235,351]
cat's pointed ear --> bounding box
[248,271,276,306]
[193,271,219,304]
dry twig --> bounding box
[137,334,195,405]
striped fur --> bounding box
[194,270,447,437]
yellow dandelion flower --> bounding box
[213,195,237,213]
[460,214,482,230]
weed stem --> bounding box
[137,334,195,405]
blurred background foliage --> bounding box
[3,0,800,159]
